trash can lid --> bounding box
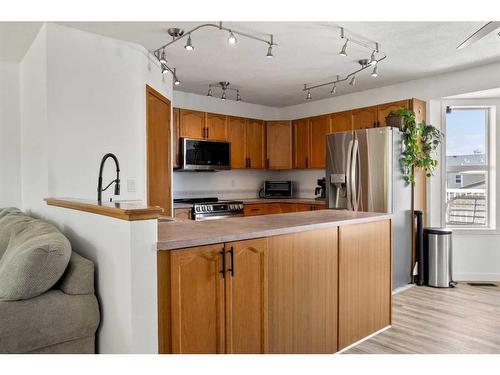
[424,227,453,235]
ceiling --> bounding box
[2,22,500,107]
[446,87,500,99]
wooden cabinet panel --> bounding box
[174,208,192,220]
[227,116,247,169]
[292,118,310,169]
[338,220,391,350]
[179,109,205,138]
[309,115,331,168]
[377,100,409,127]
[170,245,226,353]
[146,85,172,216]
[352,106,378,130]
[172,108,180,168]
[268,228,338,353]
[331,110,352,133]
[246,119,266,169]
[206,113,227,140]
[225,239,268,353]
[266,121,292,169]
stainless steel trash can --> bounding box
[424,227,456,288]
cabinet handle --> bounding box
[245,157,248,168]
[228,246,235,277]
[306,157,309,168]
[206,127,209,138]
[266,158,270,169]
[248,157,251,168]
[220,248,226,278]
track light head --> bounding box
[173,68,180,86]
[227,31,237,45]
[369,50,377,66]
[161,65,168,75]
[184,35,194,51]
[159,49,167,65]
[266,44,273,58]
[207,88,212,97]
[371,65,378,77]
[221,90,226,100]
[349,76,356,86]
[330,84,337,95]
[339,40,348,56]
[306,90,312,101]
[236,91,241,102]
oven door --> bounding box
[195,212,244,221]
[182,138,231,171]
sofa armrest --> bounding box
[58,252,95,295]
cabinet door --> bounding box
[331,110,352,133]
[309,115,331,168]
[377,100,409,127]
[268,228,338,353]
[174,208,192,220]
[292,118,310,169]
[227,116,247,169]
[179,109,205,139]
[244,204,268,216]
[170,245,226,353]
[172,108,180,168]
[338,220,391,350]
[206,113,227,140]
[225,239,268,354]
[246,119,266,169]
[266,121,292,169]
[352,106,378,130]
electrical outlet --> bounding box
[127,178,137,193]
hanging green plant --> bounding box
[390,108,443,185]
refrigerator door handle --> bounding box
[346,139,354,211]
[350,139,359,211]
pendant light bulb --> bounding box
[159,49,167,65]
[207,88,212,97]
[227,31,237,45]
[161,65,168,75]
[184,35,194,51]
[371,65,378,77]
[266,44,273,58]
[306,90,312,101]
[369,50,377,65]
[174,78,180,86]
[173,68,180,86]
[349,76,356,86]
[339,40,348,56]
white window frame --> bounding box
[441,103,496,232]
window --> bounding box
[445,107,490,227]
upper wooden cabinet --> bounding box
[179,109,206,139]
[292,118,310,169]
[352,105,378,130]
[172,107,180,169]
[377,100,410,127]
[331,110,352,133]
[266,121,292,170]
[309,115,331,168]
[246,119,266,169]
[206,113,227,140]
[227,116,247,169]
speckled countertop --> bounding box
[158,209,391,250]
[173,198,326,209]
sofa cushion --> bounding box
[0,218,71,301]
[0,209,32,258]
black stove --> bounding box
[174,197,244,221]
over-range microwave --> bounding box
[180,138,231,171]
[264,180,293,198]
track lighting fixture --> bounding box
[339,39,348,56]
[369,50,377,66]
[227,31,237,45]
[349,76,356,86]
[159,49,167,65]
[184,34,194,51]
[207,81,242,102]
[236,91,241,102]
[207,88,212,97]
[221,90,227,100]
[161,65,168,75]
[306,90,312,101]
[266,44,274,58]
[371,65,378,77]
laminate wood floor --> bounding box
[344,283,500,354]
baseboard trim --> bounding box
[392,283,414,295]
[336,325,391,354]
[454,273,500,282]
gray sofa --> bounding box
[0,208,100,353]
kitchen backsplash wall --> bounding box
[173,169,325,199]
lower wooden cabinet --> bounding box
[338,220,392,349]
[244,202,325,216]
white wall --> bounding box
[0,62,21,207]
[20,23,172,353]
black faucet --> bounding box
[97,153,120,203]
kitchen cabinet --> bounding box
[161,239,268,354]
[227,116,247,169]
[246,119,266,169]
[206,113,227,140]
[338,220,391,349]
[267,228,338,353]
[173,207,192,220]
[243,202,325,216]
[266,121,292,169]
[179,109,206,139]
[292,118,310,169]
[331,110,352,133]
[352,105,378,130]
[309,115,331,168]
[377,100,410,127]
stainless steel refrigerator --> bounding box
[326,127,412,289]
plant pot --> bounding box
[385,113,404,129]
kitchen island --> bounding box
[157,210,392,354]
